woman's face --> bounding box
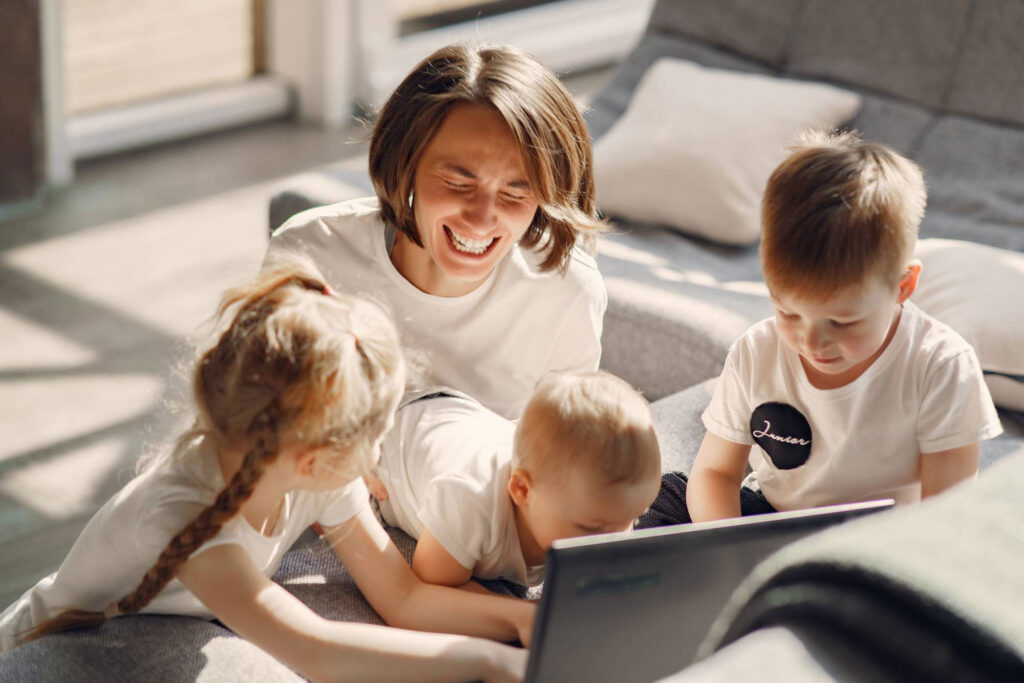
[393,102,540,297]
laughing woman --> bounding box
[265,43,607,419]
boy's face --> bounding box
[770,272,911,387]
[512,465,661,564]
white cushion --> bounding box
[593,58,862,245]
[912,238,1024,411]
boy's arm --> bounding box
[177,544,525,682]
[920,442,979,498]
[686,431,752,522]
[412,528,474,586]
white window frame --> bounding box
[39,0,651,183]
[267,0,652,122]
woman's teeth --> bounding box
[447,227,494,255]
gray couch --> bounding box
[4,0,1023,680]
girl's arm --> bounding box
[686,431,751,522]
[920,442,979,498]
[326,506,535,646]
[176,544,525,683]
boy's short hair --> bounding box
[513,371,660,485]
[368,42,605,273]
[761,129,926,299]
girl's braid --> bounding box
[115,403,282,615]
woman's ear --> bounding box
[898,260,922,303]
[507,468,532,507]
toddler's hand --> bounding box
[514,600,536,649]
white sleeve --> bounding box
[539,268,607,382]
[316,478,372,527]
[918,349,1003,453]
[263,211,320,270]
[701,340,756,445]
[417,475,491,571]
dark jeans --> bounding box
[635,471,776,528]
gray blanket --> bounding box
[668,451,1024,682]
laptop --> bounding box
[525,499,894,683]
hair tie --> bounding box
[103,602,121,619]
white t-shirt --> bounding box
[265,197,607,419]
[375,391,544,587]
[0,439,368,653]
[702,302,1003,510]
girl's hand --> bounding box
[329,506,532,643]
[480,641,528,683]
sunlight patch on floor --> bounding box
[1,182,274,341]
[0,373,162,465]
[0,435,136,520]
[0,308,98,370]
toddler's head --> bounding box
[508,371,661,561]
[760,130,926,383]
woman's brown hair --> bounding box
[369,42,607,272]
[20,258,405,643]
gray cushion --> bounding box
[916,116,1024,251]
[846,93,934,156]
[945,0,1024,128]
[586,34,776,141]
[596,227,771,400]
[650,380,716,475]
[787,0,971,110]
[647,0,803,68]
[0,616,299,683]
[268,168,374,234]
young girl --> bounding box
[0,261,530,682]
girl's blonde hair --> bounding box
[21,258,405,643]
[369,42,607,271]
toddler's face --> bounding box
[523,467,661,555]
[771,274,903,388]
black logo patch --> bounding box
[750,402,812,470]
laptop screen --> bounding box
[526,499,894,683]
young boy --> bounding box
[640,130,1002,527]
[372,371,662,587]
